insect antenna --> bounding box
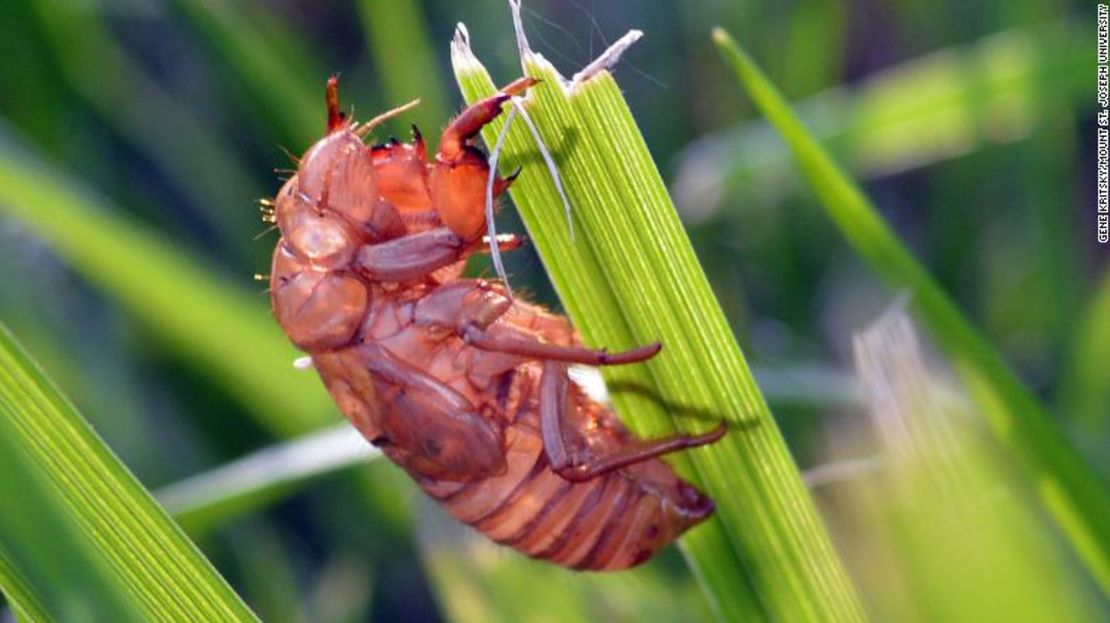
[326,75,347,131]
[354,99,422,139]
[276,145,300,165]
[253,224,279,240]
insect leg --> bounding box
[462,324,661,366]
[357,227,520,282]
[362,343,473,411]
[357,228,464,281]
[500,300,578,346]
[416,279,640,363]
[418,280,634,360]
[438,78,539,162]
[492,167,521,197]
[539,361,727,482]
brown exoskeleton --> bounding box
[267,77,726,570]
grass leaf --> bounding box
[0,123,332,436]
[158,425,379,534]
[356,0,451,139]
[0,321,257,622]
[844,307,1100,622]
[170,0,324,147]
[452,7,865,621]
[675,22,1087,220]
[712,27,1110,594]
[1061,268,1110,461]
[25,0,262,259]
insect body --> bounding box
[269,78,725,570]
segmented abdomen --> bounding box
[416,372,712,571]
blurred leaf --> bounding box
[170,0,324,147]
[25,0,260,257]
[842,307,1100,622]
[0,321,257,622]
[675,22,1086,222]
[159,425,379,534]
[453,6,866,621]
[1061,268,1110,466]
[357,0,451,139]
[713,27,1110,595]
[226,521,309,623]
[0,122,332,436]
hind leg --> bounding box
[500,300,580,347]
[538,361,727,483]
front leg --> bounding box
[357,227,520,282]
[437,77,537,162]
[432,78,538,241]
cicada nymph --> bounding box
[267,77,726,570]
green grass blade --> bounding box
[0,322,257,622]
[169,0,323,147]
[675,22,1086,219]
[0,123,332,436]
[452,9,865,621]
[356,0,450,139]
[846,308,1100,622]
[1061,268,1110,464]
[25,0,261,257]
[158,425,378,534]
[0,382,142,621]
[712,27,1110,594]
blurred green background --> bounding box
[0,0,1104,621]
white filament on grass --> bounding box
[511,97,574,242]
[484,105,519,298]
[484,96,574,297]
